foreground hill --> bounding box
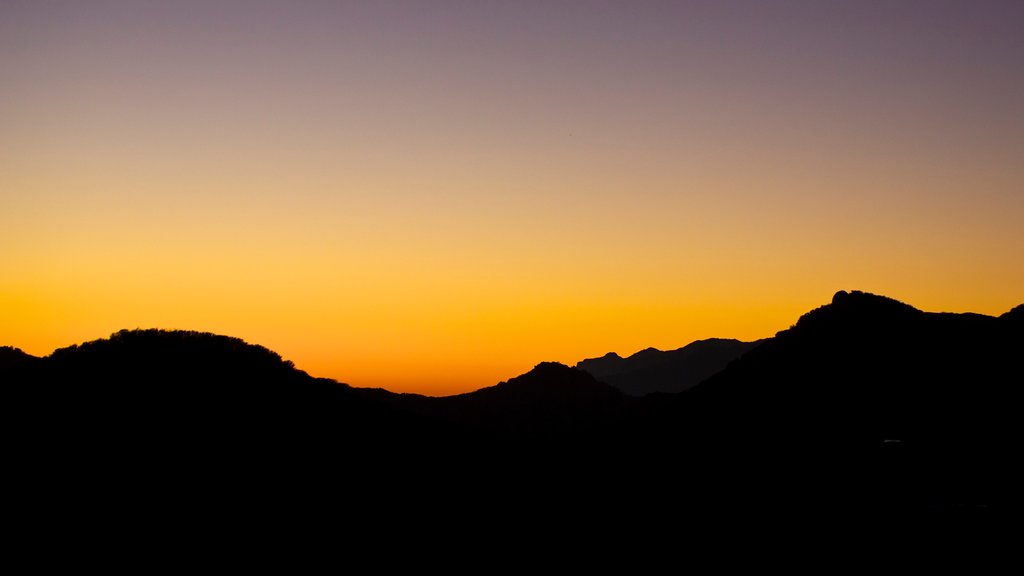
[670,290,1022,517]
[5,290,1020,536]
[4,330,641,531]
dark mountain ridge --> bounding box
[5,290,1020,536]
[668,291,1022,516]
[575,337,763,396]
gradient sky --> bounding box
[3,1,1022,395]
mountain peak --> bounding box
[1001,303,1024,323]
[793,290,920,332]
[632,347,663,359]
[832,289,851,304]
[461,361,622,406]
[576,338,762,396]
[533,361,572,370]
[0,346,37,362]
[830,289,918,310]
[0,347,39,377]
[42,328,310,388]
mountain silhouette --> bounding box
[0,346,38,377]
[1002,302,1024,323]
[9,329,402,443]
[575,338,763,396]
[671,290,1022,518]
[6,291,1020,538]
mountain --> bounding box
[5,291,1021,536]
[3,330,640,536]
[4,330,635,458]
[575,338,763,396]
[0,346,38,377]
[671,290,1023,517]
[437,362,625,427]
[8,329,392,439]
[1002,302,1024,323]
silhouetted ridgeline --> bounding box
[6,291,1021,542]
[575,338,763,395]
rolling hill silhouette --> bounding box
[6,290,1020,537]
[575,338,763,396]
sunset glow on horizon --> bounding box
[3,1,1023,395]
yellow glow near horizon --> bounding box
[3,3,1023,395]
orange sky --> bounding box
[3,2,1022,395]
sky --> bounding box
[2,1,1023,395]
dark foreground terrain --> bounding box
[5,291,1020,548]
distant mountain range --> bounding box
[5,290,1021,540]
[575,338,763,396]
